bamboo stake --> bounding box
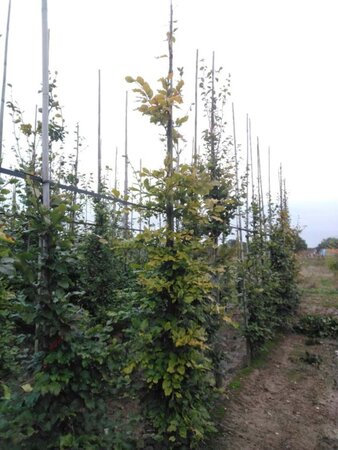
[114,147,118,191]
[232,103,248,341]
[268,146,272,233]
[113,146,118,213]
[123,91,129,237]
[249,118,254,201]
[232,104,242,249]
[193,49,199,165]
[32,105,38,173]
[36,0,50,354]
[41,0,50,209]
[256,137,265,237]
[139,158,142,231]
[0,0,11,166]
[279,163,283,211]
[210,51,216,175]
[70,123,80,233]
[97,69,102,193]
[166,1,174,238]
[245,114,250,245]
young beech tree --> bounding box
[269,191,300,318]
[124,11,236,448]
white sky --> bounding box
[1,0,337,246]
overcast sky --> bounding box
[1,0,337,246]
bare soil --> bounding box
[212,258,338,450]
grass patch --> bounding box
[227,337,280,391]
[302,287,338,296]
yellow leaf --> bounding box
[123,362,136,375]
[0,229,15,244]
[111,188,120,198]
[21,383,33,393]
[222,315,239,329]
[98,238,108,245]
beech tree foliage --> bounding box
[0,7,300,450]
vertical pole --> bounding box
[123,91,129,237]
[139,158,143,231]
[113,146,118,213]
[245,114,250,245]
[232,104,243,250]
[70,123,80,233]
[268,146,272,233]
[32,105,38,173]
[166,1,174,238]
[98,69,102,193]
[0,0,11,166]
[41,0,50,209]
[193,49,199,165]
[37,0,50,354]
[210,51,216,175]
[249,118,254,201]
[256,137,265,237]
[232,103,248,330]
[279,164,283,211]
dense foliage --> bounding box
[0,11,300,449]
[317,237,338,250]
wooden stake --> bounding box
[166,1,174,237]
[193,49,199,165]
[210,51,216,175]
[139,158,143,231]
[97,69,102,193]
[245,114,250,245]
[113,146,118,213]
[41,0,50,209]
[279,163,283,211]
[268,146,272,233]
[249,118,254,201]
[0,0,11,166]
[232,103,248,336]
[123,91,129,237]
[70,123,80,233]
[232,103,242,248]
[32,105,38,173]
[256,137,266,237]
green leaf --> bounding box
[60,433,74,448]
[1,383,11,400]
[58,279,69,289]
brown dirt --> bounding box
[212,258,338,450]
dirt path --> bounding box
[213,258,338,450]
